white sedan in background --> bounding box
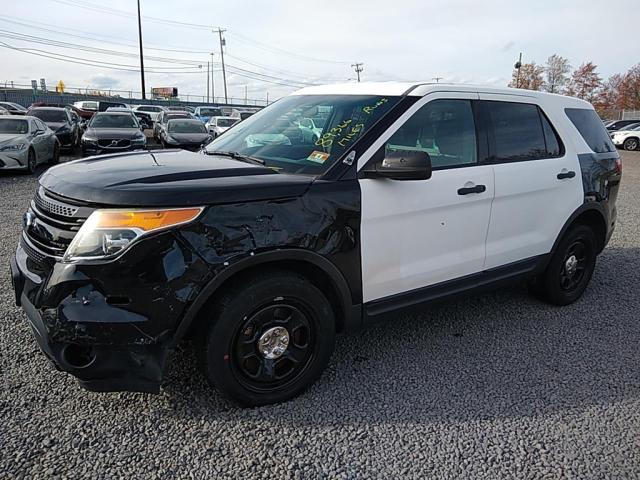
[611,124,640,151]
[205,116,239,138]
[0,116,60,173]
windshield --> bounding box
[0,119,28,134]
[31,109,67,123]
[199,108,222,116]
[90,114,138,128]
[216,118,237,127]
[1,102,27,112]
[168,120,206,133]
[205,95,399,175]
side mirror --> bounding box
[363,150,432,180]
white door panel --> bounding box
[479,93,583,269]
[360,165,494,302]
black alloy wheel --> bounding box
[534,224,597,305]
[199,271,335,406]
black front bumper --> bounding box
[9,239,198,393]
[82,144,145,156]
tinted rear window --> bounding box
[565,108,615,153]
[486,102,547,161]
[31,109,67,123]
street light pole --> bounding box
[136,0,146,99]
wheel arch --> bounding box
[551,203,608,257]
[172,249,362,343]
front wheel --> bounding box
[26,148,37,174]
[198,271,336,406]
[50,143,60,164]
[534,225,598,305]
[623,137,639,151]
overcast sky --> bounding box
[1,0,637,103]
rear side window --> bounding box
[565,108,616,153]
[486,101,549,161]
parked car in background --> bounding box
[606,119,640,131]
[205,116,238,138]
[132,105,166,123]
[297,117,323,143]
[160,118,212,150]
[98,101,128,112]
[73,101,99,112]
[194,106,223,124]
[168,105,195,113]
[0,106,10,116]
[153,111,194,140]
[0,116,59,173]
[107,107,152,130]
[28,107,81,151]
[81,112,146,156]
[611,124,640,150]
[238,111,255,121]
[0,102,28,115]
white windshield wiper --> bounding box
[204,150,265,166]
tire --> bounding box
[623,137,639,151]
[26,148,37,174]
[50,143,60,164]
[198,270,336,406]
[535,225,598,305]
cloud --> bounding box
[88,74,120,89]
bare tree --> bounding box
[544,54,571,93]
[509,62,544,90]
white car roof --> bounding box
[292,82,592,108]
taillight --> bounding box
[615,158,622,174]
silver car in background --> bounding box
[0,116,60,173]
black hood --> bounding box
[39,150,313,207]
[86,127,143,140]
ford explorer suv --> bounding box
[10,83,621,406]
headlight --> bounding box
[132,135,146,144]
[82,136,98,144]
[0,143,26,151]
[165,136,178,144]
[63,207,203,261]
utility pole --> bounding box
[214,28,228,103]
[206,60,210,102]
[514,52,523,88]
[432,76,443,83]
[210,52,215,103]
[136,0,146,99]
[351,62,364,82]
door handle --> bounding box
[457,184,486,195]
[557,170,576,180]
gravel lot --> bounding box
[1,150,639,479]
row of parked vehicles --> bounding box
[604,119,640,151]
[0,100,260,172]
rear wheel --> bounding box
[198,271,335,406]
[623,137,639,151]
[534,225,597,305]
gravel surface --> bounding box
[1,151,639,479]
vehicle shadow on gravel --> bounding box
[160,246,640,422]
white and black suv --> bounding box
[11,83,621,406]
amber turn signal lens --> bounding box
[92,208,203,232]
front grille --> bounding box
[24,187,94,258]
[98,138,131,148]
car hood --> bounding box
[39,149,313,207]
[46,122,68,131]
[0,133,26,144]
[85,128,143,139]
[167,132,210,143]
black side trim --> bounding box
[364,255,548,322]
[172,249,361,342]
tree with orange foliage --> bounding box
[617,64,640,110]
[509,62,544,91]
[565,62,602,103]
